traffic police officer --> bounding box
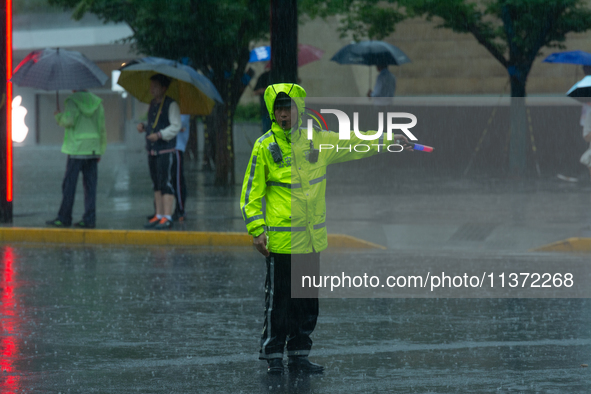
[240,83,409,374]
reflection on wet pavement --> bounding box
[1,244,591,392]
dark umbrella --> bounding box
[11,48,108,111]
[330,40,411,89]
[331,40,411,66]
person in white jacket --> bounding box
[581,104,591,181]
[137,74,181,230]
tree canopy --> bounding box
[312,0,591,96]
[51,0,269,101]
[50,0,271,184]
[301,0,405,41]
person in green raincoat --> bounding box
[240,83,410,375]
[46,90,106,228]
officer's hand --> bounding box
[137,123,145,133]
[253,233,269,257]
[394,134,414,151]
[146,133,159,142]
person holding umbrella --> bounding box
[544,52,591,181]
[10,47,109,228]
[331,40,409,103]
[367,63,396,101]
[580,100,591,182]
[45,90,106,228]
[138,74,182,230]
[117,57,223,226]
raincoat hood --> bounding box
[264,83,306,138]
[68,91,103,116]
[55,90,106,156]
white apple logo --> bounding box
[12,95,28,143]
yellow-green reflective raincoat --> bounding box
[240,83,388,254]
[55,91,106,156]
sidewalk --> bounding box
[5,144,591,252]
[10,144,246,233]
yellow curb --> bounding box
[328,234,387,250]
[0,228,385,249]
[530,237,591,253]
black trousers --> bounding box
[57,157,98,226]
[259,252,320,360]
[172,150,186,214]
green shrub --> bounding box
[234,103,261,122]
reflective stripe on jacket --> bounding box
[240,83,387,254]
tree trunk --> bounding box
[508,74,527,176]
[214,103,231,186]
[209,47,248,186]
[227,110,235,185]
[203,114,215,171]
[187,115,198,161]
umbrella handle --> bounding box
[56,48,60,112]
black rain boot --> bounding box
[288,356,324,373]
[267,358,284,375]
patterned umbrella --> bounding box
[11,47,108,110]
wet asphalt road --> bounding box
[2,245,591,393]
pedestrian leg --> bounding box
[81,158,98,226]
[286,252,320,357]
[260,253,291,360]
[57,157,81,225]
[173,150,186,218]
[179,151,186,214]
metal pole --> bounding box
[270,0,298,85]
[0,0,13,223]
